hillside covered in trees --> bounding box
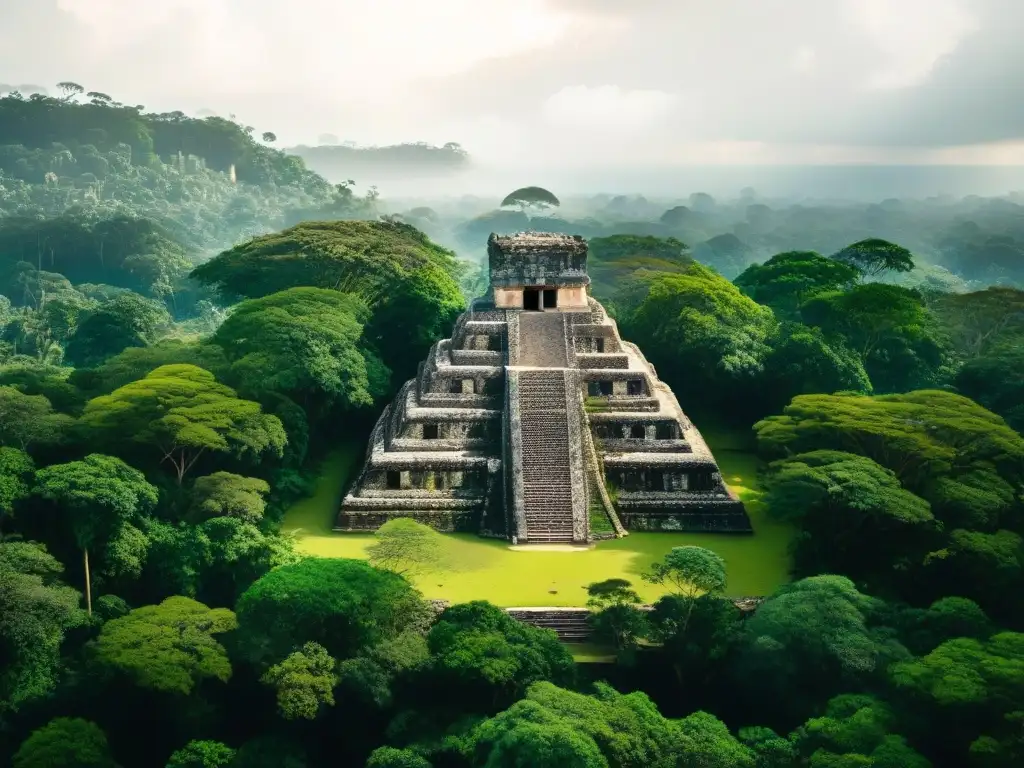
[1,87,1023,768]
[288,142,471,182]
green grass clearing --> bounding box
[567,643,617,663]
[282,424,793,607]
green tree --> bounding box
[644,546,727,596]
[12,718,117,768]
[0,386,72,449]
[737,576,909,724]
[191,219,460,301]
[928,287,1024,360]
[693,233,754,278]
[367,261,466,383]
[0,361,86,413]
[79,364,287,484]
[584,578,647,651]
[754,391,1024,495]
[65,293,171,367]
[500,186,560,212]
[738,726,798,768]
[366,518,449,577]
[211,287,387,412]
[190,472,270,523]
[954,343,1024,433]
[925,529,1024,616]
[469,687,633,768]
[260,641,338,720]
[469,681,753,768]
[643,546,727,646]
[762,450,934,583]
[140,515,295,606]
[831,238,916,277]
[898,597,994,655]
[646,593,740,695]
[583,235,692,301]
[165,740,236,768]
[231,738,307,768]
[422,602,576,713]
[235,557,427,666]
[365,747,432,768]
[892,632,1024,765]
[734,251,861,319]
[584,578,642,609]
[791,694,930,768]
[336,631,429,709]
[35,285,97,349]
[758,325,872,414]
[617,265,777,407]
[189,221,462,382]
[34,454,158,614]
[660,205,694,227]
[0,541,86,714]
[800,283,927,360]
[800,283,948,392]
[676,710,757,768]
[72,339,231,395]
[89,596,236,695]
[197,516,298,605]
[0,446,33,534]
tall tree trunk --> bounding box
[83,547,92,616]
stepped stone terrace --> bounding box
[337,232,750,542]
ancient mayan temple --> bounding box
[337,233,750,543]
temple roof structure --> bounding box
[488,232,588,254]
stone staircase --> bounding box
[518,370,575,542]
[506,608,591,642]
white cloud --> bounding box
[842,0,978,89]
[541,85,677,130]
[791,46,817,73]
[2,0,1021,176]
[58,0,574,96]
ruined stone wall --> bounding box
[506,370,528,540]
[487,233,589,288]
[617,507,752,532]
[335,509,482,532]
[557,286,588,308]
[562,368,590,542]
[494,287,523,309]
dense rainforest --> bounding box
[287,142,471,181]
[1,87,1023,768]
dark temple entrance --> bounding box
[523,287,558,311]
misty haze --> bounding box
[2,3,1023,768]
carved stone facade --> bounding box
[337,232,750,541]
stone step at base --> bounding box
[506,609,593,641]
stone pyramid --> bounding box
[338,232,750,543]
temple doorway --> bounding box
[523,288,558,311]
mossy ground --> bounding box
[282,419,793,607]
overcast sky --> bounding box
[3,0,1024,176]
